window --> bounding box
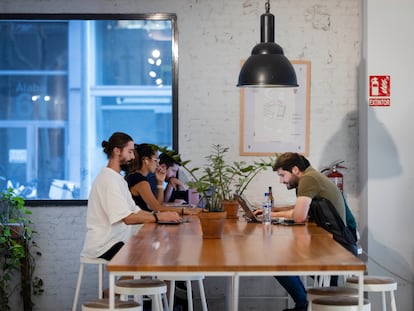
[0,14,178,202]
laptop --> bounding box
[234,194,263,222]
[163,202,197,208]
[235,194,303,225]
[157,217,190,225]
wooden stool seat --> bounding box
[115,279,168,311]
[346,276,397,291]
[82,298,140,311]
[308,287,359,311]
[116,279,167,290]
[346,276,397,311]
[308,286,359,297]
[312,296,371,311]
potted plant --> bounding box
[0,188,44,311]
[185,145,272,217]
[158,145,272,237]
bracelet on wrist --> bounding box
[157,185,164,189]
[152,211,159,223]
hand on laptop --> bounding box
[253,208,262,216]
[158,211,181,223]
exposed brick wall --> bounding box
[2,0,361,309]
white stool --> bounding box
[82,298,140,311]
[307,287,359,311]
[346,276,397,311]
[158,275,208,311]
[312,296,371,311]
[73,257,108,311]
[115,278,169,311]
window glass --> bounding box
[0,15,177,201]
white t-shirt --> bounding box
[81,167,141,258]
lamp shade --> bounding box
[237,3,298,88]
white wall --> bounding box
[361,1,414,310]
[0,0,361,211]
[0,0,386,310]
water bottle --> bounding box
[262,192,272,225]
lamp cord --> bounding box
[265,0,270,13]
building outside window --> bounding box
[0,15,178,201]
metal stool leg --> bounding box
[390,290,397,311]
[198,279,208,311]
[186,280,193,311]
[72,263,85,311]
[168,280,176,311]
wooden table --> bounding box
[107,216,366,310]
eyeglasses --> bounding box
[152,157,160,163]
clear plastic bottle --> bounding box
[262,192,272,225]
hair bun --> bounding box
[101,140,108,148]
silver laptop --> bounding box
[234,194,263,222]
[235,194,301,225]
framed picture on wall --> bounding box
[239,60,311,156]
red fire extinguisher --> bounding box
[321,160,347,192]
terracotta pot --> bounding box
[198,211,227,239]
[222,200,240,219]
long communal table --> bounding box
[107,216,366,310]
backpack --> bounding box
[308,196,358,256]
[342,192,359,242]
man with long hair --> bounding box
[81,132,180,261]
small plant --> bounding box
[157,145,273,212]
[0,188,43,311]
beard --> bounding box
[120,163,130,173]
[286,174,299,190]
[119,157,133,173]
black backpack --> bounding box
[308,196,358,256]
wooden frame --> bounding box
[239,60,311,156]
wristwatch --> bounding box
[152,211,159,223]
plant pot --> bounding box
[222,200,240,219]
[198,211,227,239]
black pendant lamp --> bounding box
[237,1,298,88]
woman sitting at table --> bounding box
[124,143,198,215]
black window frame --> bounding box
[0,13,179,206]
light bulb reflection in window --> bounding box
[152,49,160,58]
[149,71,157,78]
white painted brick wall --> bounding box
[2,0,361,309]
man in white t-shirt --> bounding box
[81,132,181,260]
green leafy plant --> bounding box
[0,188,43,311]
[157,144,273,212]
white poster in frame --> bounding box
[239,60,310,156]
